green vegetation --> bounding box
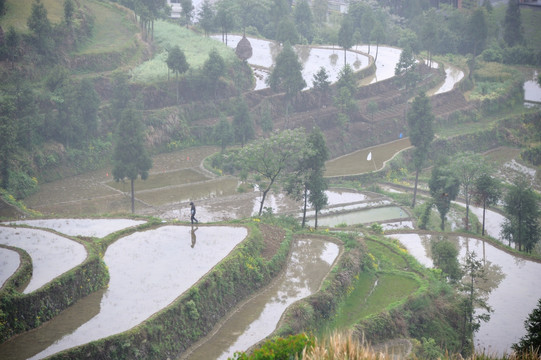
[2,0,541,358]
[131,20,235,84]
[2,0,64,32]
[75,0,138,56]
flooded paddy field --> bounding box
[0,247,20,288]
[182,237,340,360]
[307,206,409,228]
[213,35,371,90]
[388,232,541,355]
[0,225,248,360]
[0,227,87,294]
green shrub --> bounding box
[231,333,314,360]
[7,170,38,199]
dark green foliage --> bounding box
[27,0,53,56]
[407,92,434,207]
[428,158,460,231]
[522,145,541,166]
[501,177,541,253]
[213,115,233,152]
[513,298,541,354]
[418,201,433,230]
[166,45,189,103]
[111,72,132,121]
[338,15,354,67]
[64,0,75,26]
[78,79,100,139]
[215,1,236,43]
[294,0,313,43]
[431,239,462,282]
[198,0,215,36]
[4,26,20,67]
[418,337,445,360]
[465,7,487,57]
[267,42,306,97]
[203,48,225,97]
[460,251,493,354]
[312,67,330,107]
[112,107,152,213]
[284,126,329,228]
[504,0,524,48]
[180,0,194,28]
[472,173,501,236]
[51,79,100,148]
[275,17,298,45]
[395,46,418,89]
[232,97,254,147]
[231,333,314,360]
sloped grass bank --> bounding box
[42,221,291,360]
[272,232,467,356]
[130,20,237,84]
[69,1,143,72]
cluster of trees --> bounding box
[431,240,495,353]
[406,92,540,253]
[0,0,94,64]
[230,127,329,227]
[195,0,321,45]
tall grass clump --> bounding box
[302,331,393,360]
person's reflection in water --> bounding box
[190,226,198,248]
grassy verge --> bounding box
[75,0,139,56]
[3,0,64,32]
[130,20,237,84]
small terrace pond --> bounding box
[388,232,541,355]
[306,206,409,228]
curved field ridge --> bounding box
[0,227,87,294]
[30,225,247,360]
[4,219,146,238]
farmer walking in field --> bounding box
[190,201,198,224]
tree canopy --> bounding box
[267,42,306,96]
[429,158,460,231]
[112,107,153,213]
[407,91,434,207]
[237,128,308,216]
[501,177,541,253]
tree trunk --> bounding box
[482,198,486,236]
[315,208,319,229]
[302,187,308,227]
[131,178,135,214]
[412,169,419,208]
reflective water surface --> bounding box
[212,35,371,90]
[0,227,87,294]
[182,237,339,360]
[388,233,541,355]
[0,247,20,288]
[307,206,408,227]
[0,226,248,360]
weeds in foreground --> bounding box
[302,332,393,360]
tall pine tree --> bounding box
[113,107,152,213]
